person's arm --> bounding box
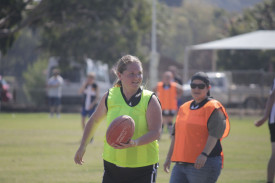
[164,135,175,173]
[47,79,55,88]
[194,108,226,169]
[194,136,218,169]
[138,95,162,144]
[176,83,183,99]
[89,84,100,109]
[58,76,64,86]
[78,81,88,94]
[114,95,162,149]
[47,77,63,88]
[74,92,108,165]
[255,89,275,127]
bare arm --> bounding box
[89,86,100,109]
[164,135,175,173]
[195,109,225,169]
[115,95,162,149]
[47,76,63,88]
[138,95,162,145]
[176,83,183,99]
[194,135,218,169]
[47,82,60,88]
[74,92,108,165]
[255,90,275,127]
[78,82,87,94]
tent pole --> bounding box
[212,50,217,71]
[149,0,159,90]
[183,47,190,83]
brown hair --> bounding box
[114,55,142,87]
[87,72,95,78]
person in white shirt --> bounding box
[47,68,63,118]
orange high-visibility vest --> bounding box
[171,99,230,164]
[157,82,178,110]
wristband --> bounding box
[201,152,208,157]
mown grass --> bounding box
[0,113,270,183]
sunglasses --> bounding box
[190,83,206,89]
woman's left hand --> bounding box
[113,139,137,149]
[194,154,207,169]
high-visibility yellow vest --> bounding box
[103,87,159,167]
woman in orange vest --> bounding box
[154,71,183,135]
[163,72,230,183]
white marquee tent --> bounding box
[183,30,275,82]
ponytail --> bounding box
[114,80,122,87]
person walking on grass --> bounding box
[79,72,99,130]
[47,68,63,118]
[164,71,230,183]
[255,78,275,183]
[74,55,162,183]
[168,65,184,108]
[154,71,183,136]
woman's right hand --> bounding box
[254,118,266,127]
[74,146,86,165]
[163,158,171,173]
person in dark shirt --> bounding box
[79,72,99,130]
[255,78,275,183]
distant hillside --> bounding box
[189,0,264,12]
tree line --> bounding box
[0,0,274,77]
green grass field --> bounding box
[0,113,270,183]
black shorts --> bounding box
[48,97,61,106]
[269,123,275,142]
[102,160,158,183]
[162,110,176,117]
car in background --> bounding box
[182,71,272,109]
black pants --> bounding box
[269,123,275,142]
[102,160,158,183]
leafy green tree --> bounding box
[35,0,152,65]
[0,0,41,54]
[1,28,40,78]
[157,0,228,63]
[229,0,275,33]
[1,0,152,66]
[22,57,47,106]
[217,0,275,71]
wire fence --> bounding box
[1,70,274,117]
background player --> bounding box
[255,78,275,183]
[154,71,183,136]
[79,72,99,130]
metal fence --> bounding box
[1,70,275,116]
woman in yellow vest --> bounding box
[74,55,162,183]
[163,72,230,183]
[154,71,183,135]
